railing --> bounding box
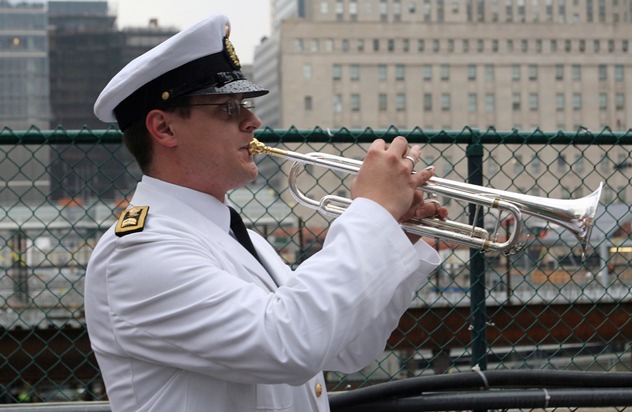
[0,126,630,407]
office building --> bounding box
[252,0,631,223]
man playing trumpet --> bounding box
[84,13,447,412]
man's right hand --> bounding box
[351,136,435,222]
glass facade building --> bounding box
[0,1,50,129]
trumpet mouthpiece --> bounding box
[248,138,267,155]
[248,138,288,157]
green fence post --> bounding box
[467,130,488,371]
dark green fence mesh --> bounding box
[0,126,630,404]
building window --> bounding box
[396,93,406,111]
[599,92,607,110]
[556,154,568,173]
[393,0,402,21]
[572,92,582,110]
[485,64,494,81]
[422,64,432,80]
[395,64,405,80]
[467,64,477,80]
[310,39,319,52]
[303,63,313,80]
[531,154,541,174]
[615,93,625,110]
[423,93,432,111]
[378,64,387,81]
[468,93,477,112]
[433,39,440,52]
[388,39,395,52]
[332,64,342,80]
[598,65,607,81]
[529,93,539,111]
[488,155,499,175]
[513,154,524,174]
[615,65,624,81]
[403,39,410,52]
[599,154,610,174]
[378,93,387,111]
[441,93,451,111]
[574,155,585,174]
[551,39,558,52]
[350,93,360,111]
[571,65,581,80]
[350,64,360,81]
[305,96,313,111]
[556,93,565,111]
[513,92,521,111]
[379,0,388,20]
[357,39,364,52]
[528,64,538,80]
[485,93,495,112]
[335,0,344,18]
[463,39,469,52]
[373,39,380,51]
[418,39,425,52]
[333,94,342,113]
[349,0,358,18]
[422,1,431,20]
[320,1,329,13]
[294,39,304,52]
[325,39,334,52]
[512,65,521,81]
[440,64,450,80]
[342,39,350,52]
[555,64,564,80]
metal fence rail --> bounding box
[0,126,630,406]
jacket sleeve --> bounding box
[100,198,440,385]
[322,238,440,373]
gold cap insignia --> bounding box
[115,206,149,237]
[223,23,240,69]
[224,37,241,69]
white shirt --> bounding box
[84,176,441,412]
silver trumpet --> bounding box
[249,139,603,255]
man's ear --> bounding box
[146,110,178,148]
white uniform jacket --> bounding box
[84,176,441,412]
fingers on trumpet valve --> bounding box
[417,198,447,220]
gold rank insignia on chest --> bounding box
[115,206,149,237]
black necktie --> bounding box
[228,207,261,262]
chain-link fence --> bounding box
[0,126,630,406]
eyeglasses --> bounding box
[178,99,255,117]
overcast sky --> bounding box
[108,0,271,64]
[11,0,269,64]
[9,0,270,64]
